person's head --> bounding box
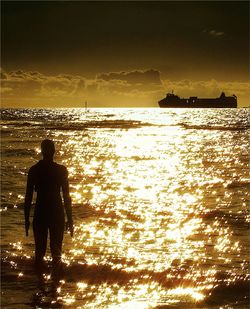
[41,139,55,160]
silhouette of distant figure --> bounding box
[24,139,73,277]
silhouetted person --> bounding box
[24,139,73,278]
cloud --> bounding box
[203,29,225,37]
[1,72,8,80]
[97,69,162,85]
[1,70,86,100]
[1,87,12,94]
[0,69,164,107]
[1,69,249,107]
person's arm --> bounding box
[24,168,34,236]
[62,167,73,237]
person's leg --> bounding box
[49,216,64,280]
[33,218,48,274]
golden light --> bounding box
[5,109,247,308]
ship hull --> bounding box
[159,98,237,108]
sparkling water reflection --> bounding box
[1,108,249,308]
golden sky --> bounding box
[1,1,249,107]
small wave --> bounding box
[180,123,250,131]
[1,203,17,209]
[46,120,154,130]
[1,148,37,157]
[1,121,42,128]
[0,201,27,210]
[103,114,116,118]
[1,119,156,130]
[1,109,67,122]
[2,252,250,307]
[61,203,122,225]
[0,129,13,134]
[131,155,153,161]
[204,279,249,306]
[201,209,249,230]
[0,254,200,288]
[226,180,250,189]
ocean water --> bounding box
[1,108,249,308]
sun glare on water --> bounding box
[3,109,249,308]
[51,112,241,307]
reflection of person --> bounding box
[24,139,73,276]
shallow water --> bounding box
[1,108,250,308]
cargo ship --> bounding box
[159,92,237,108]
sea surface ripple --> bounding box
[1,108,249,308]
